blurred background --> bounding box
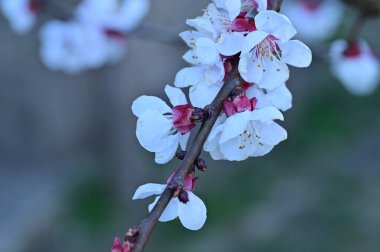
[1,0,380,251]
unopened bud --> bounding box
[175,151,187,160]
[178,190,189,204]
[196,158,207,172]
[125,226,139,244]
[191,107,206,122]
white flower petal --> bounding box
[165,85,187,107]
[216,32,244,56]
[214,0,241,20]
[255,10,296,42]
[148,197,179,222]
[178,192,207,230]
[136,111,173,152]
[194,37,220,65]
[279,40,312,68]
[241,31,268,55]
[239,54,264,83]
[133,183,166,200]
[254,121,287,145]
[179,133,190,150]
[251,107,284,122]
[189,81,222,108]
[256,0,268,11]
[179,30,203,48]
[265,84,293,111]
[154,136,180,164]
[219,111,251,144]
[220,136,257,161]
[174,67,204,88]
[132,96,171,117]
[258,57,289,89]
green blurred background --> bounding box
[0,0,379,251]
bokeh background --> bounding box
[1,0,380,251]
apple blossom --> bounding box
[330,39,380,95]
[239,10,312,90]
[133,173,207,231]
[0,0,39,34]
[282,0,343,42]
[131,85,205,164]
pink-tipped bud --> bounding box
[172,104,196,134]
[111,237,129,252]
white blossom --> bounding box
[133,174,207,231]
[39,20,107,74]
[1,0,37,34]
[239,10,312,90]
[330,39,380,95]
[282,0,343,42]
[131,85,195,164]
[204,95,287,161]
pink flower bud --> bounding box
[223,95,257,117]
[111,237,129,252]
[172,104,196,134]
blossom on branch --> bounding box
[239,10,312,90]
[204,95,287,161]
[330,39,380,95]
[132,85,201,164]
[133,173,207,230]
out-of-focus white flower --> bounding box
[204,95,287,161]
[39,20,107,74]
[76,0,149,33]
[132,85,198,164]
[239,10,312,90]
[1,0,39,34]
[330,39,380,95]
[133,173,207,231]
[282,0,343,42]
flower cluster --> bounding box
[1,0,149,73]
[131,0,311,231]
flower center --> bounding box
[256,35,282,62]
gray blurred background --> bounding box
[1,0,380,251]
